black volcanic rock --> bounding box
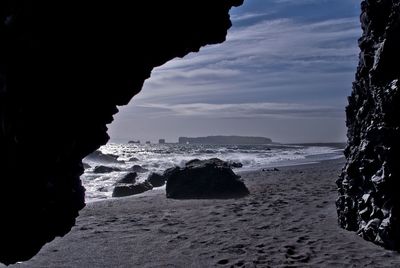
[229,161,243,168]
[128,157,140,162]
[83,163,91,169]
[112,181,153,198]
[130,165,148,173]
[0,0,243,264]
[147,172,166,187]
[93,166,121,174]
[186,158,243,169]
[165,158,249,199]
[116,172,138,184]
[337,0,400,250]
[85,150,124,164]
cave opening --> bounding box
[86,0,359,201]
[2,0,400,266]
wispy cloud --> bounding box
[109,0,361,143]
[230,12,273,22]
[136,102,344,119]
[137,16,360,106]
[272,0,319,4]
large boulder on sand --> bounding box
[147,172,166,187]
[186,158,243,169]
[165,158,249,199]
[112,181,153,197]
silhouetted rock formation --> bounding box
[179,136,272,145]
[186,158,242,169]
[147,172,166,188]
[117,172,138,184]
[229,161,243,168]
[93,166,121,174]
[85,150,124,164]
[112,181,153,198]
[130,165,148,173]
[337,0,400,250]
[165,158,249,199]
[83,163,91,169]
[0,0,243,264]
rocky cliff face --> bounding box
[337,0,400,249]
[0,0,243,264]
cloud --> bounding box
[134,16,360,107]
[109,0,360,143]
[272,0,319,3]
[135,102,344,119]
[230,12,273,22]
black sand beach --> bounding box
[9,158,400,267]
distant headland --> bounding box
[178,136,272,145]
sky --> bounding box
[108,0,361,144]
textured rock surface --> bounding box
[130,165,148,173]
[112,180,153,198]
[337,0,400,250]
[147,172,166,187]
[93,165,121,174]
[0,0,243,264]
[186,158,243,169]
[116,172,138,184]
[85,150,124,164]
[165,158,250,199]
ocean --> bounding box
[82,143,344,202]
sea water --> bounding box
[82,143,344,202]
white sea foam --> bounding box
[82,143,343,202]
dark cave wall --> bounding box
[0,0,243,264]
[337,0,400,249]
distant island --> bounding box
[178,136,272,145]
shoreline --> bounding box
[10,158,400,267]
[86,151,345,204]
[82,142,345,202]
